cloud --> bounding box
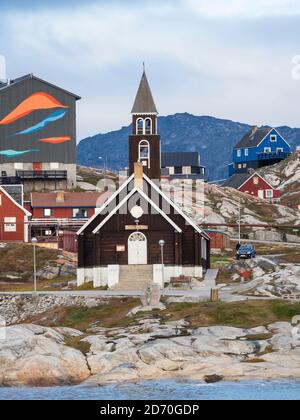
[1,0,300,139]
[186,0,300,18]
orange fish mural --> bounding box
[38,136,71,144]
[0,92,68,125]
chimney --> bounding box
[134,162,143,189]
[251,126,258,135]
[56,191,65,203]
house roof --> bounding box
[234,127,271,149]
[222,173,252,189]
[161,152,201,167]
[131,71,158,114]
[31,191,110,208]
[1,185,23,207]
[223,171,275,191]
[0,186,31,217]
[78,171,210,241]
[0,74,81,100]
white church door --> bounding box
[128,232,147,265]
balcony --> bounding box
[16,170,68,180]
[257,152,291,161]
[0,176,21,185]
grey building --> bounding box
[161,152,207,181]
[0,74,80,192]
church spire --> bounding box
[131,70,158,114]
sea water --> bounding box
[0,380,300,400]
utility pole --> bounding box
[238,197,241,245]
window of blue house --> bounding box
[270,134,277,142]
[264,147,272,153]
[237,150,241,157]
[276,147,283,153]
[245,149,249,156]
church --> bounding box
[77,71,210,290]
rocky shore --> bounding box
[1,317,300,387]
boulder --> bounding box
[0,324,90,387]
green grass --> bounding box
[162,300,300,329]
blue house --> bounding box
[229,126,291,176]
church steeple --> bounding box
[129,70,161,181]
[131,71,158,115]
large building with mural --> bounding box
[0,74,80,191]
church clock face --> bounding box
[130,205,144,219]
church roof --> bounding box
[131,71,158,114]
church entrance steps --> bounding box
[113,265,153,291]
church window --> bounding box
[145,118,152,135]
[138,140,150,168]
[137,118,144,135]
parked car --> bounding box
[236,244,256,259]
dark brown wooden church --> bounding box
[77,71,210,290]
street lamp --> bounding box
[159,240,165,287]
[31,237,38,295]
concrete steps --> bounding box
[113,265,153,291]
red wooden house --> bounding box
[29,191,110,242]
[0,185,31,243]
[223,172,280,201]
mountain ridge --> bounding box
[77,113,300,180]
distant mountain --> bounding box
[77,113,300,181]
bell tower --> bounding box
[129,70,161,181]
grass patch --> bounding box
[27,298,141,332]
[162,300,300,329]
[244,333,273,341]
[0,244,58,283]
[64,335,91,354]
[242,358,266,364]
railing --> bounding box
[257,152,291,161]
[0,176,21,185]
[30,218,89,227]
[16,170,68,180]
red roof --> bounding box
[31,191,110,208]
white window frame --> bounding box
[138,140,150,168]
[265,189,274,198]
[237,149,241,158]
[144,118,152,135]
[276,148,284,153]
[244,148,249,156]
[136,118,144,135]
[43,208,52,217]
[264,147,272,153]
[4,217,16,232]
[182,166,192,175]
[168,166,175,175]
[238,164,242,169]
[72,208,88,219]
[270,134,277,142]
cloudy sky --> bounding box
[1,0,300,139]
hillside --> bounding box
[77,114,300,181]
[259,152,300,208]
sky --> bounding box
[1,0,300,139]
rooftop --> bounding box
[31,191,110,208]
[234,126,271,149]
[0,74,81,100]
[161,152,201,167]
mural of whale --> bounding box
[0,92,68,125]
[13,109,68,136]
[0,149,39,157]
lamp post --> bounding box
[159,240,165,287]
[31,237,38,295]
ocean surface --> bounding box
[0,380,300,400]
